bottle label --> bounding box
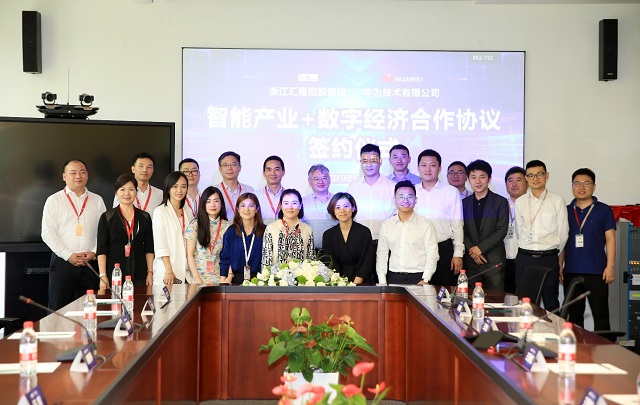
[84,310,97,320]
[19,343,37,361]
[458,283,468,295]
[112,279,122,286]
[558,344,576,361]
[519,321,533,330]
[123,294,133,301]
[472,298,484,309]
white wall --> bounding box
[0,0,638,204]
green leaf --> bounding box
[302,368,313,382]
[267,341,287,365]
[288,352,304,372]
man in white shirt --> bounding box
[447,161,472,200]
[112,152,162,214]
[347,144,395,240]
[377,180,439,285]
[386,144,421,185]
[414,149,464,286]
[217,151,254,220]
[515,159,568,311]
[503,166,528,293]
[42,159,107,310]
[179,158,201,218]
[301,164,336,250]
[256,155,285,225]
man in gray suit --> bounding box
[462,160,509,291]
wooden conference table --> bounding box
[1,284,638,404]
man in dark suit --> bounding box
[462,160,509,291]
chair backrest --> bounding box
[515,265,552,305]
[560,276,585,320]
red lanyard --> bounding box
[573,204,595,234]
[120,207,135,242]
[65,191,89,221]
[135,187,152,211]
[265,186,282,216]
[208,219,223,255]
[221,183,241,213]
[282,219,300,237]
[186,195,199,217]
[180,209,186,235]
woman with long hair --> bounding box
[219,193,265,283]
[97,173,154,287]
[185,186,229,284]
[322,192,374,284]
[151,171,193,285]
[262,189,315,267]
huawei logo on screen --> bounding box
[382,74,423,83]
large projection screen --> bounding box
[183,49,524,197]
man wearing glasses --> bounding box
[376,180,439,285]
[560,168,615,330]
[462,160,509,291]
[179,158,201,218]
[447,161,472,200]
[302,164,336,251]
[346,144,395,240]
[514,159,568,311]
[218,151,254,220]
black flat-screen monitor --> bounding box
[0,117,175,251]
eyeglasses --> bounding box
[312,176,329,182]
[361,158,380,165]
[181,169,200,176]
[572,181,593,188]
[396,194,416,201]
[447,171,465,177]
[220,163,238,169]
[525,172,546,180]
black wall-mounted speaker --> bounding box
[599,19,617,82]
[22,11,42,74]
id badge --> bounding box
[124,244,131,257]
[244,265,251,280]
[506,226,514,239]
[575,234,584,248]
[525,231,533,242]
[76,224,83,236]
[206,261,214,273]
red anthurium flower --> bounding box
[307,386,326,405]
[290,325,307,333]
[339,315,352,323]
[281,373,298,383]
[341,384,362,398]
[305,339,317,348]
[272,384,286,396]
[297,383,315,395]
[352,362,375,377]
[367,381,387,395]
[278,398,292,405]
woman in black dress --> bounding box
[97,174,154,288]
[322,192,374,285]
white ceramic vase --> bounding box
[287,371,339,404]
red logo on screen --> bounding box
[382,73,394,83]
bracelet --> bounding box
[99,274,108,279]
[147,270,153,273]
[165,270,173,274]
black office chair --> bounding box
[561,276,626,343]
[515,265,552,306]
[560,276,585,320]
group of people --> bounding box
[41,145,616,331]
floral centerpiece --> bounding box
[273,362,390,405]
[260,307,377,382]
[243,259,355,287]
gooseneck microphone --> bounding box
[19,296,97,362]
[445,263,503,307]
[516,290,591,356]
[83,260,138,330]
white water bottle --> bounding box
[472,282,484,319]
[122,275,134,314]
[558,322,576,377]
[519,297,533,331]
[457,269,468,299]
[19,321,37,377]
[83,290,97,333]
[112,263,122,298]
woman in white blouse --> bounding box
[262,189,315,267]
[152,171,194,285]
